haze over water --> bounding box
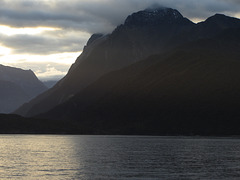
[0,135,240,179]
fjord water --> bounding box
[1,135,240,179]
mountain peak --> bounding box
[206,13,231,21]
[124,7,184,27]
[145,7,180,15]
[203,13,240,29]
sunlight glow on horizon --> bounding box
[0,24,85,80]
[35,66,68,80]
[0,25,59,36]
[0,22,82,80]
[0,50,82,80]
[0,46,11,55]
[0,51,80,64]
[235,13,240,19]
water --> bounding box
[0,135,240,179]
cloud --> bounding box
[1,0,239,33]
[0,0,239,79]
[0,29,89,55]
[4,61,71,80]
[0,50,79,80]
[35,65,67,81]
[1,0,240,55]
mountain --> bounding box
[15,7,195,117]
[0,65,47,113]
[15,6,240,136]
[38,28,240,135]
[0,80,29,113]
[42,80,58,88]
[166,13,240,47]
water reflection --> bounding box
[0,135,81,179]
[0,135,240,179]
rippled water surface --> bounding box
[1,135,240,179]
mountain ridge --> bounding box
[15,7,240,124]
[38,28,240,135]
[15,7,195,117]
[0,64,47,113]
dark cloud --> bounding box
[0,0,239,55]
[0,0,239,31]
[0,0,117,33]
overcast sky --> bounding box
[0,0,239,80]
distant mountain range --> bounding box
[0,65,47,113]
[11,7,240,135]
[42,80,58,88]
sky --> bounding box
[0,0,239,81]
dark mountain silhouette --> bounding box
[0,65,47,113]
[15,7,195,117]
[17,8,240,117]
[36,28,240,135]
[166,13,240,47]
[13,7,240,135]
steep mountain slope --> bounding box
[15,7,195,117]
[0,65,47,113]
[0,80,28,113]
[15,8,240,118]
[39,28,240,135]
